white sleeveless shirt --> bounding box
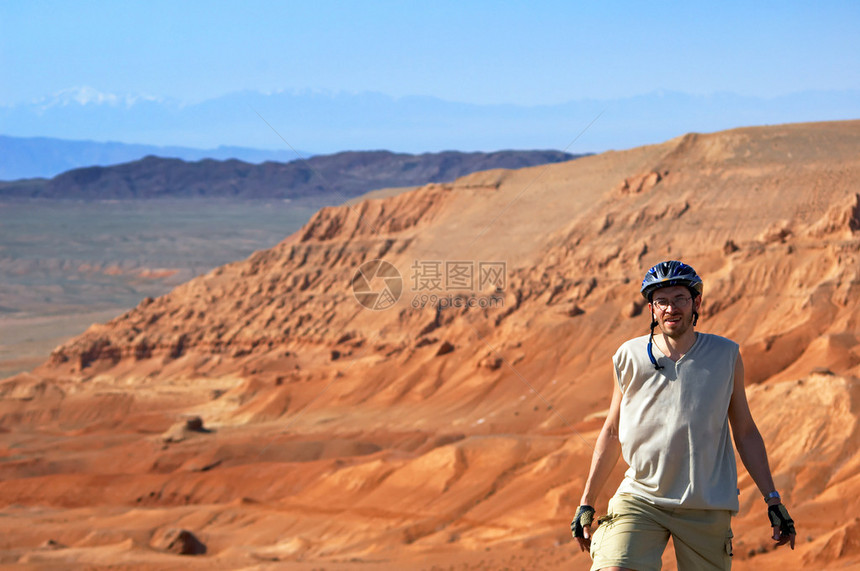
[612,332,740,512]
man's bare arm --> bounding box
[573,373,623,551]
[728,353,796,549]
[580,377,623,506]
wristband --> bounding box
[764,490,780,502]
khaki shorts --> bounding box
[590,494,733,571]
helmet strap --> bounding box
[647,312,664,370]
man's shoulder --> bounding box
[616,334,651,352]
[614,334,650,359]
[697,332,740,352]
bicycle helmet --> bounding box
[640,260,703,301]
[641,261,703,370]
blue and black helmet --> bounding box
[640,261,703,301]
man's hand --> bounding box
[571,504,595,552]
[767,503,796,549]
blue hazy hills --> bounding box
[2,88,858,180]
[0,135,298,181]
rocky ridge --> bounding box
[0,149,577,200]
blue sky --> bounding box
[2,0,858,106]
[0,1,858,155]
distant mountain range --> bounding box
[0,135,301,180]
[3,88,858,177]
[0,149,579,201]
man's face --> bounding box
[649,285,700,339]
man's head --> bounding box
[648,284,701,338]
[641,261,703,342]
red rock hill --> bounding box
[1,120,859,569]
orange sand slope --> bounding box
[1,120,860,569]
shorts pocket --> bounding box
[725,528,734,557]
[589,512,617,560]
[589,518,606,560]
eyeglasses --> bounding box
[652,295,692,311]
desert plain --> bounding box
[1,120,860,569]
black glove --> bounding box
[571,504,595,538]
[767,503,796,536]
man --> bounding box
[571,261,796,571]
